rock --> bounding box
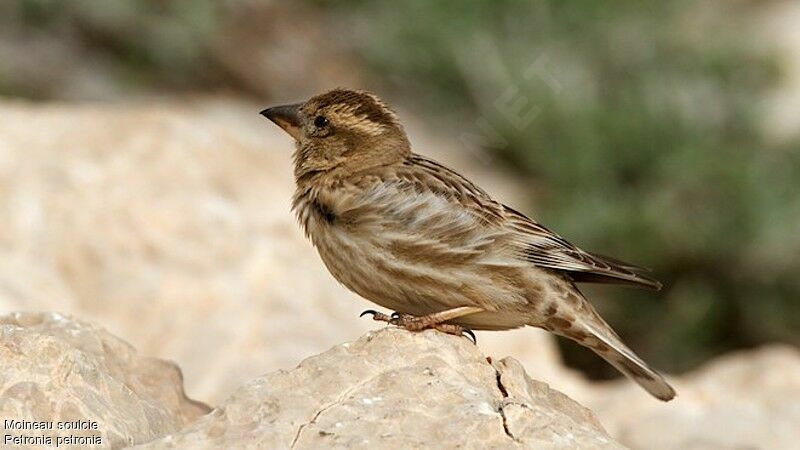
[0,312,208,448]
[0,99,571,404]
[133,327,622,449]
[589,344,800,449]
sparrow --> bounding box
[261,88,676,401]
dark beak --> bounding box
[260,103,302,140]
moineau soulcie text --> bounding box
[4,419,99,430]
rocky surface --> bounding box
[133,327,622,449]
[0,99,572,404]
[2,310,798,449]
[589,344,800,450]
[0,312,208,448]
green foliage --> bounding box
[324,0,800,376]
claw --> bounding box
[360,309,392,323]
[462,329,477,345]
[360,309,378,318]
[390,312,401,320]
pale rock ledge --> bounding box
[133,327,623,449]
[0,312,209,448]
[1,312,622,449]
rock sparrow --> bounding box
[261,88,675,401]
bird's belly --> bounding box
[310,224,530,320]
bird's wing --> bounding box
[338,157,507,265]
[501,206,662,290]
[358,154,662,290]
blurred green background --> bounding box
[1,0,798,379]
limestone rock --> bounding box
[0,312,208,448]
[134,327,622,449]
[589,345,800,450]
[0,99,570,404]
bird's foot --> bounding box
[360,310,475,343]
[435,323,477,344]
[359,309,393,323]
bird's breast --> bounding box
[292,181,544,325]
[297,200,410,310]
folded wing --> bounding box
[358,153,661,290]
[502,206,662,290]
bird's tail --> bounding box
[579,320,676,401]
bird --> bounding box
[260,88,676,401]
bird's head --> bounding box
[261,88,411,180]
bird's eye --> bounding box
[314,116,329,128]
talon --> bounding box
[359,309,378,318]
[462,329,477,344]
[360,309,392,323]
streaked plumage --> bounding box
[261,88,676,401]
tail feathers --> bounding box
[583,322,676,401]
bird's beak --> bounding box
[260,103,302,140]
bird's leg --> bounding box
[387,306,483,330]
[360,306,483,342]
[388,306,484,343]
[389,313,473,341]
